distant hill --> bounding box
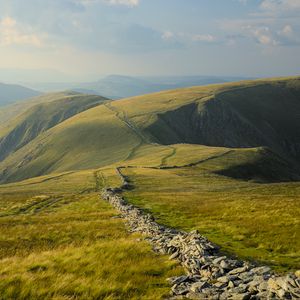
[0,76,299,184]
[25,75,251,99]
[0,82,40,107]
[77,75,253,99]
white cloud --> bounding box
[278,24,293,36]
[191,34,216,42]
[0,17,43,47]
[161,30,217,44]
[252,27,278,46]
[260,0,300,15]
[105,0,139,6]
[78,0,139,6]
[161,31,175,40]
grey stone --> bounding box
[171,283,190,295]
[251,266,271,275]
[169,251,180,260]
[190,281,210,292]
[213,256,227,265]
[168,275,189,285]
[229,266,249,275]
[229,292,252,300]
[101,186,300,300]
[220,260,230,270]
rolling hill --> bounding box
[0,92,108,162]
[0,82,40,107]
[0,91,101,129]
[0,76,299,184]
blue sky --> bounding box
[0,0,299,80]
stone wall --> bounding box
[101,170,300,299]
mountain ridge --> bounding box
[0,76,299,184]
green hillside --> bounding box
[0,170,182,299]
[0,76,299,184]
[0,91,90,129]
[0,93,108,161]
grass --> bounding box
[1,76,299,183]
[120,164,300,273]
[0,172,183,299]
[0,75,300,296]
[0,93,107,161]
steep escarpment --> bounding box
[144,81,300,165]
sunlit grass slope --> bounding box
[1,76,300,184]
[0,171,182,299]
[0,91,88,129]
[119,164,300,273]
[0,93,107,161]
[0,103,142,183]
[95,143,300,272]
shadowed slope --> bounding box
[143,79,300,164]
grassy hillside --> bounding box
[0,93,108,161]
[119,164,300,273]
[0,103,142,183]
[96,143,300,272]
[142,79,300,164]
[0,91,88,128]
[0,170,182,299]
[0,76,299,184]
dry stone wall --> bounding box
[101,169,300,299]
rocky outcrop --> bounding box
[101,186,300,299]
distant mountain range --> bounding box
[24,75,252,99]
[0,83,40,107]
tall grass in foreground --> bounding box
[0,192,182,299]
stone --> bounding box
[251,266,271,275]
[101,186,300,300]
[214,282,227,289]
[167,275,189,285]
[217,276,230,283]
[171,283,190,295]
[190,281,210,292]
[276,289,291,299]
[220,260,230,270]
[169,251,180,260]
[258,280,268,291]
[229,292,252,300]
[186,292,208,300]
[213,256,227,265]
[268,278,280,290]
[229,266,249,275]
[238,272,255,284]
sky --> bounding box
[0,0,300,81]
